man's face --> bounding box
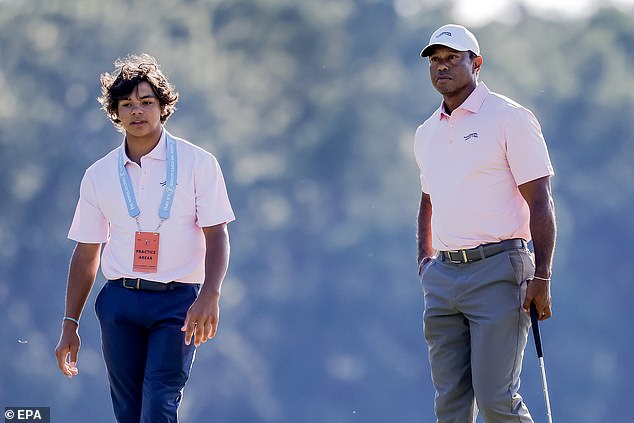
[116,81,162,138]
[427,46,480,98]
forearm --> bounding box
[518,176,557,279]
[530,197,556,279]
[181,224,230,345]
[417,192,435,262]
[200,224,230,298]
[64,243,101,320]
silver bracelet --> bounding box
[532,275,551,282]
[63,316,80,326]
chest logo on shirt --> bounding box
[463,132,479,141]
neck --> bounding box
[443,83,477,115]
[125,129,162,165]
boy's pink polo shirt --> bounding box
[414,82,554,251]
[68,130,235,283]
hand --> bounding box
[181,293,220,346]
[523,278,552,321]
[54,322,80,378]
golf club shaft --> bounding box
[537,357,553,423]
[530,303,553,423]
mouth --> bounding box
[130,120,146,126]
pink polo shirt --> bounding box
[414,82,554,251]
[68,129,235,283]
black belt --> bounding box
[108,278,198,292]
[440,239,527,264]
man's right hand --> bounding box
[54,321,81,378]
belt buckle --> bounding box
[446,250,468,264]
[123,278,141,290]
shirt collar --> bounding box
[437,82,489,120]
[119,128,167,164]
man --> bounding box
[54,53,235,422]
[415,24,556,423]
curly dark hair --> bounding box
[98,53,179,131]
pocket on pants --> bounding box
[418,256,435,277]
[418,256,437,283]
[507,249,535,284]
[419,258,439,298]
[507,249,536,306]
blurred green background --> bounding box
[1,0,633,422]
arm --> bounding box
[518,176,557,320]
[417,192,436,271]
[182,223,230,346]
[54,242,101,377]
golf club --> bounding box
[530,303,553,423]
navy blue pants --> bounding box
[95,282,199,423]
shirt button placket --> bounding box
[448,118,454,144]
[140,168,147,191]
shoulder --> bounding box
[167,133,223,174]
[481,89,541,127]
[483,88,538,116]
[169,133,215,158]
[416,108,441,136]
[84,146,120,176]
[483,89,524,112]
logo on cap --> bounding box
[436,31,452,38]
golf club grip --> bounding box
[530,303,544,358]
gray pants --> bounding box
[420,248,535,423]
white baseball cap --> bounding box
[420,24,480,57]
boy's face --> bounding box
[116,81,162,139]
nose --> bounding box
[130,103,144,114]
[434,59,450,71]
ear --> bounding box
[112,104,120,120]
[473,55,483,73]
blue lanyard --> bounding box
[118,133,178,231]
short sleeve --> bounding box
[68,170,109,243]
[505,106,555,186]
[419,169,429,194]
[194,154,236,227]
